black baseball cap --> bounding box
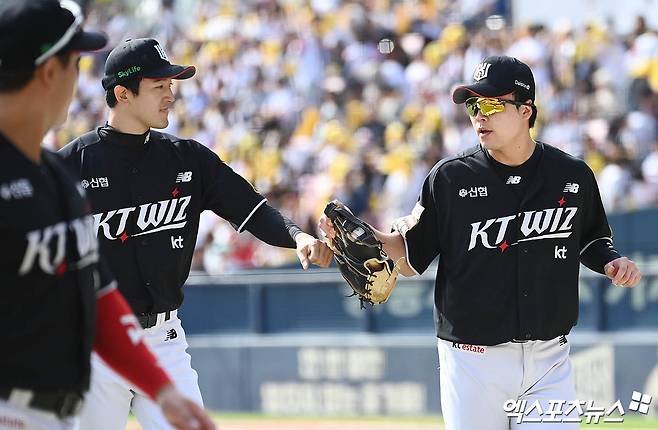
[102,38,196,90]
[452,56,535,104]
[0,0,107,73]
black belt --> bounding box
[0,387,82,418]
[137,310,172,329]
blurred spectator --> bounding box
[59,0,658,273]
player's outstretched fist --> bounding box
[157,385,216,430]
[604,257,642,288]
[295,232,334,269]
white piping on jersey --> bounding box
[131,221,187,237]
[237,198,267,233]
[97,280,118,298]
[401,234,421,276]
[516,232,573,242]
[580,237,612,256]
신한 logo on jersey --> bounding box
[459,186,488,198]
[81,177,109,189]
[0,178,33,200]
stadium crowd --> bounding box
[50,0,658,272]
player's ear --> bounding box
[521,101,533,120]
[113,85,130,104]
[33,56,60,90]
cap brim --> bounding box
[143,64,196,80]
[452,81,511,104]
[67,30,108,53]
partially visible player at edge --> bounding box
[320,56,642,430]
[58,37,333,429]
[0,1,215,429]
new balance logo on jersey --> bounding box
[563,183,579,193]
[165,329,177,341]
[468,206,578,251]
[19,215,99,275]
[93,196,191,242]
[176,171,192,183]
[506,176,521,185]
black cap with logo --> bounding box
[102,38,196,90]
[0,0,107,73]
[452,56,535,104]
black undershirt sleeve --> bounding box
[242,203,302,249]
[580,238,621,274]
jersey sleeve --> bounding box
[579,165,620,271]
[403,168,442,275]
[196,143,266,232]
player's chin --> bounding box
[152,114,169,129]
[479,138,498,149]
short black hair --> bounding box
[105,77,142,108]
[514,92,537,128]
[0,49,73,93]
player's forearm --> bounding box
[372,228,417,277]
[580,238,621,274]
[243,203,301,248]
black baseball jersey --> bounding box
[404,142,620,345]
[0,133,111,391]
[58,126,266,314]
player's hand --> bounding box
[295,232,333,269]
[318,200,348,240]
[604,257,642,288]
[156,385,216,430]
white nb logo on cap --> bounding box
[473,63,492,81]
[154,44,169,61]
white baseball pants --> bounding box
[0,400,78,430]
[79,311,203,430]
[438,335,578,430]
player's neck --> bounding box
[107,110,150,135]
[487,135,535,167]
[0,95,49,164]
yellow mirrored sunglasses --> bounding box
[465,97,529,117]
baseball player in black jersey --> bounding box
[320,56,642,429]
[58,38,333,429]
[0,1,215,430]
